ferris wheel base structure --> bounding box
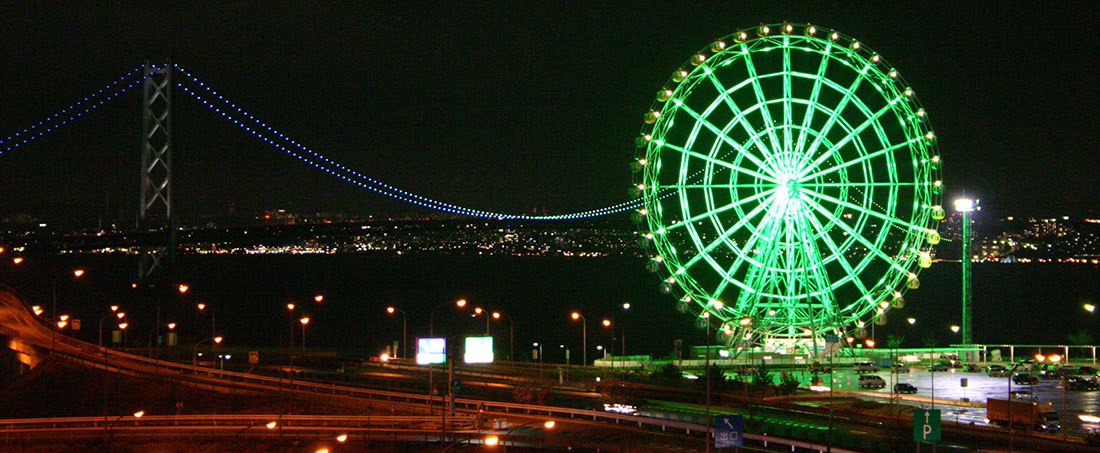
[631,23,943,345]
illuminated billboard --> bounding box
[416,337,446,364]
[464,336,494,364]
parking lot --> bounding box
[799,365,1100,434]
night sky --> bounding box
[1,2,1098,225]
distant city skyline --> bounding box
[1,3,1098,223]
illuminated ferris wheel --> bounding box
[631,23,944,342]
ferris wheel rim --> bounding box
[633,23,943,339]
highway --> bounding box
[1,286,1095,451]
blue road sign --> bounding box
[714,414,743,448]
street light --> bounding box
[192,336,223,367]
[492,311,514,361]
[950,325,960,334]
[1086,303,1096,313]
[473,307,490,334]
[430,299,469,337]
[387,306,407,358]
[196,303,215,340]
[908,318,917,325]
[571,312,587,365]
[314,294,324,303]
[98,309,126,347]
[299,317,310,350]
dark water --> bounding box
[4,254,1099,360]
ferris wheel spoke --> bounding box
[704,201,783,297]
[797,100,899,178]
[677,193,779,272]
[659,141,778,183]
[798,136,920,182]
[782,40,794,156]
[794,62,871,169]
[801,197,908,273]
[686,196,783,294]
[681,86,777,173]
[747,212,788,299]
[665,187,777,232]
[797,188,924,233]
[801,210,870,314]
[794,47,832,162]
[673,183,777,189]
[802,182,915,189]
[795,214,839,317]
[742,52,787,160]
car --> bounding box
[987,365,1010,378]
[1009,389,1035,400]
[1013,373,1039,385]
[1067,376,1100,391]
[858,375,886,389]
[892,363,911,373]
[963,363,982,373]
[894,383,918,394]
[1042,366,1069,380]
[929,364,950,372]
[1076,366,1099,376]
[854,362,878,373]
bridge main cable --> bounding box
[172,65,646,220]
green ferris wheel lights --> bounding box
[632,23,942,340]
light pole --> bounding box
[955,198,977,345]
[50,268,85,356]
[286,303,296,349]
[430,299,467,337]
[427,298,467,412]
[492,311,513,361]
[387,306,407,359]
[473,307,491,334]
[533,342,543,379]
[98,307,125,347]
[1006,358,1036,452]
[601,318,612,370]
[192,336,223,367]
[196,303,215,342]
[571,312,586,365]
[299,317,310,350]
[619,302,631,362]
[1045,353,1067,441]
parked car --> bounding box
[963,363,982,373]
[1013,373,1039,385]
[1009,389,1035,400]
[1067,376,1100,391]
[987,365,1010,377]
[929,364,950,372]
[1042,366,1069,380]
[891,363,911,373]
[858,375,886,389]
[854,362,878,374]
[1076,366,1099,376]
[894,383,918,394]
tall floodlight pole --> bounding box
[954,198,977,345]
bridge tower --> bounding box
[137,59,176,325]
